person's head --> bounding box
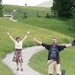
[16,37,20,42]
[52,38,57,45]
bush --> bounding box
[46,13,50,18]
[66,18,75,26]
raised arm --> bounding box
[59,43,72,48]
[22,31,30,42]
[60,40,75,48]
[33,38,42,45]
[7,32,15,42]
[63,43,72,48]
[33,38,51,50]
[65,43,72,48]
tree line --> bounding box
[0,0,3,17]
[52,0,75,18]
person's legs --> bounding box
[19,51,23,71]
[20,62,23,71]
[55,63,60,75]
[19,56,23,71]
[14,51,20,71]
[20,62,22,68]
[48,60,55,75]
[16,61,19,71]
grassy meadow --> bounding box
[0,5,75,75]
[20,18,75,38]
[4,5,75,38]
[29,47,75,75]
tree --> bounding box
[52,0,75,18]
[72,0,75,17]
[0,0,3,17]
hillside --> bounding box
[0,18,73,58]
[4,5,75,38]
[36,0,53,7]
[1,5,75,75]
[0,17,74,75]
[4,5,50,12]
[29,46,75,75]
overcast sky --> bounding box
[2,0,52,6]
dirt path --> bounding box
[3,46,44,75]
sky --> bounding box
[2,0,52,6]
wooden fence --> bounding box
[3,10,56,18]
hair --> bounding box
[16,37,20,40]
[52,38,56,39]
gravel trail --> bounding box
[3,46,44,75]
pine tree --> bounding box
[52,0,75,18]
[0,0,3,17]
[72,0,75,16]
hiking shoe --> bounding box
[21,68,23,71]
[16,68,19,71]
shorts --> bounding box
[48,60,60,74]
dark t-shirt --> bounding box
[50,46,58,60]
[42,43,66,52]
[41,43,66,63]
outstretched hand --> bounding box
[32,38,42,44]
[27,31,30,35]
[7,32,10,35]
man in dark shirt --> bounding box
[33,38,72,75]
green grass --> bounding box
[0,17,73,57]
[29,47,75,75]
[0,59,13,75]
[17,17,75,38]
[0,17,73,75]
[1,5,75,75]
[4,4,51,18]
[4,5,75,38]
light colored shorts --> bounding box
[48,60,61,74]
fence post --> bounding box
[24,12,27,18]
[36,11,41,17]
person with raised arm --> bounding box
[7,31,30,71]
[33,38,74,75]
